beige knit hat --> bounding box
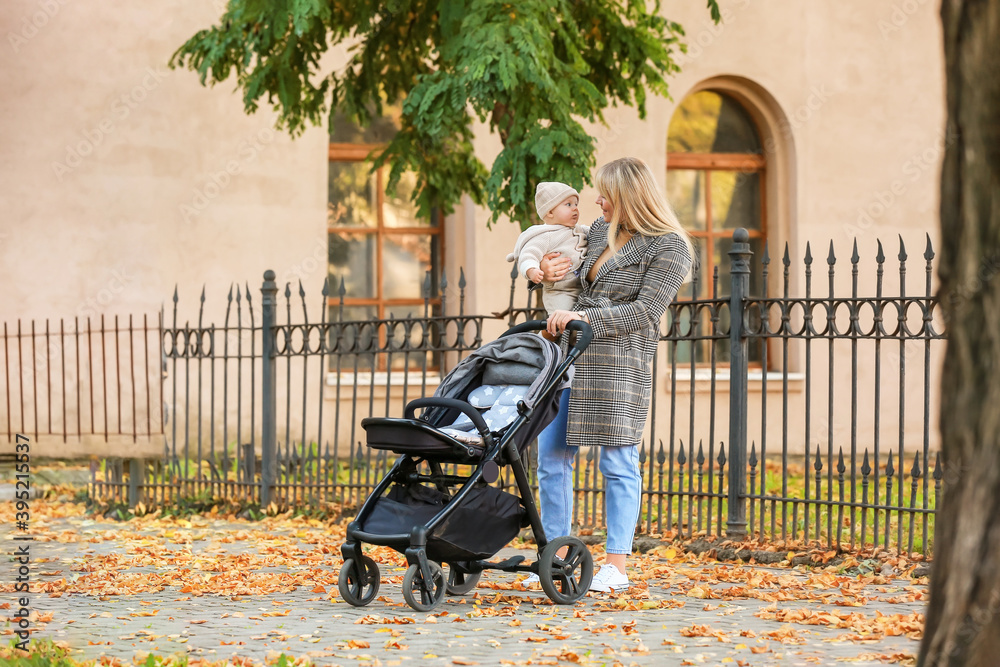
[534,182,579,219]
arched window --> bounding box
[667,90,767,363]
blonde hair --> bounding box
[595,157,694,281]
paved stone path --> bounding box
[3,513,925,666]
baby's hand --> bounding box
[526,268,544,283]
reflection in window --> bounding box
[328,106,443,371]
[667,90,767,365]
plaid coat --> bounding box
[566,218,692,448]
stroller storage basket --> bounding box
[361,482,527,561]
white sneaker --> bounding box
[588,564,630,593]
[520,573,540,588]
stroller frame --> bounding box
[339,320,594,611]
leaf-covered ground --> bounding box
[1,493,928,666]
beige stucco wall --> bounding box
[1,1,945,461]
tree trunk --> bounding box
[920,1,1000,665]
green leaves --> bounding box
[170,0,716,229]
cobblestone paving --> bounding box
[3,516,925,666]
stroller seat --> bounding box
[437,384,530,445]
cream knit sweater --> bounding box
[505,223,590,282]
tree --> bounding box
[169,0,719,229]
[919,1,1000,664]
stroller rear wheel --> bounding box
[338,556,380,606]
[446,563,482,595]
[402,561,446,611]
[538,536,593,604]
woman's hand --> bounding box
[546,309,585,336]
[539,252,573,282]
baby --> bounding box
[506,182,590,315]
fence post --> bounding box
[128,458,142,509]
[727,228,752,540]
[260,270,278,508]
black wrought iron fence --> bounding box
[78,229,947,555]
[0,315,163,446]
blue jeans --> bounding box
[536,389,642,555]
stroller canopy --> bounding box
[420,332,572,446]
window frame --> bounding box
[666,152,768,299]
[327,143,444,321]
[327,142,444,373]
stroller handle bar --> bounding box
[501,319,593,359]
[404,397,492,437]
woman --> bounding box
[534,157,693,593]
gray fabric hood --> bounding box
[421,332,572,426]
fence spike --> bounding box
[697,440,706,466]
[782,242,790,267]
[657,439,666,465]
[804,242,813,265]
[638,445,646,465]
[851,239,860,265]
[933,452,942,481]
[459,266,467,290]
[910,451,922,479]
[510,260,519,280]
[422,271,431,301]
[173,285,179,304]
[299,279,308,325]
[827,240,836,266]
[762,243,771,267]
[441,270,448,293]
[876,239,886,264]
[924,232,935,261]
[717,442,726,467]
[861,448,871,476]
[747,441,756,468]
[284,282,292,299]
[886,450,895,477]
[224,283,234,326]
[814,444,823,472]
[898,234,907,262]
[245,282,255,326]
[677,441,687,466]
[837,447,846,474]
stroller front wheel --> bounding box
[402,561,446,611]
[538,536,594,604]
[338,556,380,606]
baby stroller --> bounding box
[338,320,594,612]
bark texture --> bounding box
[920,1,1000,665]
